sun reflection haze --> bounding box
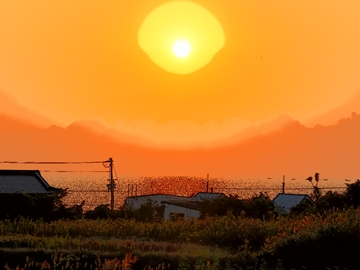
[138,1,225,74]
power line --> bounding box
[215,186,346,190]
[41,170,108,173]
[0,160,105,164]
[67,190,109,193]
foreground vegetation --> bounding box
[2,179,360,269]
[2,207,360,269]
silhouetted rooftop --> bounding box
[191,192,225,202]
[273,193,314,214]
[0,170,60,194]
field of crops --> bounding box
[2,207,360,269]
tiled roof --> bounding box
[0,170,59,194]
[272,193,313,214]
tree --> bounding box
[121,199,165,222]
[0,192,35,220]
[199,194,244,218]
[243,193,275,218]
[199,193,275,219]
[316,190,346,212]
[84,204,113,219]
[0,188,84,221]
[345,180,360,207]
[306,172,321,202]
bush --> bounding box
[121,199,165,222]
[200,193,275,220]
[84,204,114,220]
[0,190,84,221]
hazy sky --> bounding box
[1,0,360,145]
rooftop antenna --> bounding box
[282,175,285,194]
[206,174,209,193]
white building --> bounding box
[162,192,225,221]
[162,200,201,221]
[124,192,226,221]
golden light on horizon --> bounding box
[138,1,225,75]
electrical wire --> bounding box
[0,160,106,164]
[41,170,108,173]
[216,187,346,190]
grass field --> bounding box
[1,207,360,269]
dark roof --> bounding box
[162,200,201,211]
[272,193,314,214]
[126,193,189,199]
[0,170,60,194]
[191,192,226,202]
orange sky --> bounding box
[1,0,360,146]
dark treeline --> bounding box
[0,189,165,222]
[0,189,83,221]
[202,180,360,218]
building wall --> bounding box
[163,204,200,221]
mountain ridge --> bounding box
[0,112,359,178]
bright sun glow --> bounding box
[173,40,191,58]
[138,2,225,75]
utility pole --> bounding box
[105,157,116,211]
[110,157,114,211]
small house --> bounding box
[0,170,62,220]
[0,170,60,195]
[273,193,314,214]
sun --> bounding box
[173,40,191,58]
[138,2,225,75]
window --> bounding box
[169,212,185,221]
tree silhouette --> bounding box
[306,172,321,202]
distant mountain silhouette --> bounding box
[306,90,360,127]
[1,112,359,178]
[0,113,40,131]
[0,90,57,128]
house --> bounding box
[124,194,189,209]
[123,191,226,221]
[272,193,314,214]
[0,170,60,195]
[162,199,201,221]
[162,192,226,221]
